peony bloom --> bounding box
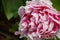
[15,0,60,40]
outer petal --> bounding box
[18,6,25,18]
[56,29,60,38]
[55,11,60,38]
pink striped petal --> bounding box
[16,0,60,40]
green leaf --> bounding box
[51,0,60,11]
[2,0,26,20]
[21,37,27,40]
[56,36,60,40]
[9,22,18,33]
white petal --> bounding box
[43,22,48,32]
[28,34,33,40]
[56,29,60,38]
[31,13,38,23]
[48,22,54,32]
[40,0,52,7]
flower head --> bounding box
[15,0,60,40]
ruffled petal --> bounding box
[18,6,25,17]
[16,0,60,40]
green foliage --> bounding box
[51,0,60,11]
[2,0,26,20]
[56,36,60,40]
[22,37,27,40]
[9,22,18,33]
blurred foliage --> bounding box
[9,22,18,33]
[1,0,60,40]
[51,0,60,11]
[2,0,26,20]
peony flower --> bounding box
[15,0,60,40]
